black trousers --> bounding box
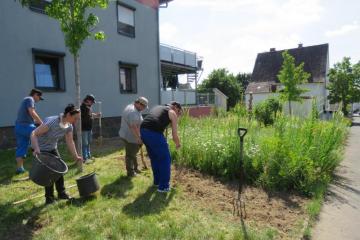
[43,149,66,198]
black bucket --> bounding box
[30,152,68,187]
[76,172,100,197]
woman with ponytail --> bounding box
[31,104,83,204]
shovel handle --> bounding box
[237,128,248,139]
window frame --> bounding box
[32,48,66,92]
[116,1,136,38]
[29,0,52,14]
[119,61,138,94]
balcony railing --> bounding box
[160,44,197,68]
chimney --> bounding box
[270,48,276,52]
[298,43,303,48]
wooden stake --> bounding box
[140,146,148,169]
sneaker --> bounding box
[83,159,93,164]
[127,172,137,178]
[45,197,55,205]
[134,169,142,174]
[157,188,170,193]
[58,192,71,200]
[16,167,26,174]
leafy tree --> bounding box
[17,0,108,153]
[327,57,360,115]
[198,68,242,108]
[235,72,252,99]
[277,51,310,115]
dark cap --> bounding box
[84,94,96,103]
[30,88,44,100]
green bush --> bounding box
[253,97,282,126]
[170,111,348,195]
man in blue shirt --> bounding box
[15,89,43,174]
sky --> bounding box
[159,0,360,81]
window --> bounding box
[32,49,65,91]
[117,3,135,38]
[119,62,137,94]
[29,0,52,14]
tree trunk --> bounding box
[342,101,348,116]
[74,54,82,156]
[288,100,292,116]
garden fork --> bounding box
[233,127,247,219]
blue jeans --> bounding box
[140,128,171,190]
[15,123,36,158]
[82,131,92,160]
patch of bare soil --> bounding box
[95,139,310,239]
[170,165,309,239]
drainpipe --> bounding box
[156,8,161,105]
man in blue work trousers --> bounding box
[15,88,43,174]
[140,101,182,192]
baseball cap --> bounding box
[30,88,44,100]
[136,97,149,108]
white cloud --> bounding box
[325,22,359,37]
[160,0,329,81]
[159,22,178,42]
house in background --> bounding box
[0,0,173,148]
[245,43,331,117]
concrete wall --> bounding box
[0,0,160,127]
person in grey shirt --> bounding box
[119,97,148,177]
[31,104,83,204]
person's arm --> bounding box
[31,124,49,156]
[91,112,101,118]
[28,108,43,125]
[129,123,142,144]
[169,110,180,149]
[65,131,83,162]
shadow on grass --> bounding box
[0,203,45,240]
[0,151,33,185]
[66,195,98,207]
[100,176,134,198]
[122,186,175,217]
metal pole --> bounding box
[97,101,103,145]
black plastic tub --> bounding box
[76,172,100,197]
[30,152,68,187]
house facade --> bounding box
[0,0,172,148]
[245,43,330,116]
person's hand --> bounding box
[33,148,40,157]
[176,143,181,149]
[75,155,83,162]
[137,138,143,145]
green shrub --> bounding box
[253,97,282,126]
[170,111,348,195]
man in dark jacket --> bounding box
[80,94,100,163]
[140,102,182,192]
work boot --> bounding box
[58,192,71,200]
[45,196,55,205]
[127,171,137,178]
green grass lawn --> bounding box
[0,141,276,240]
